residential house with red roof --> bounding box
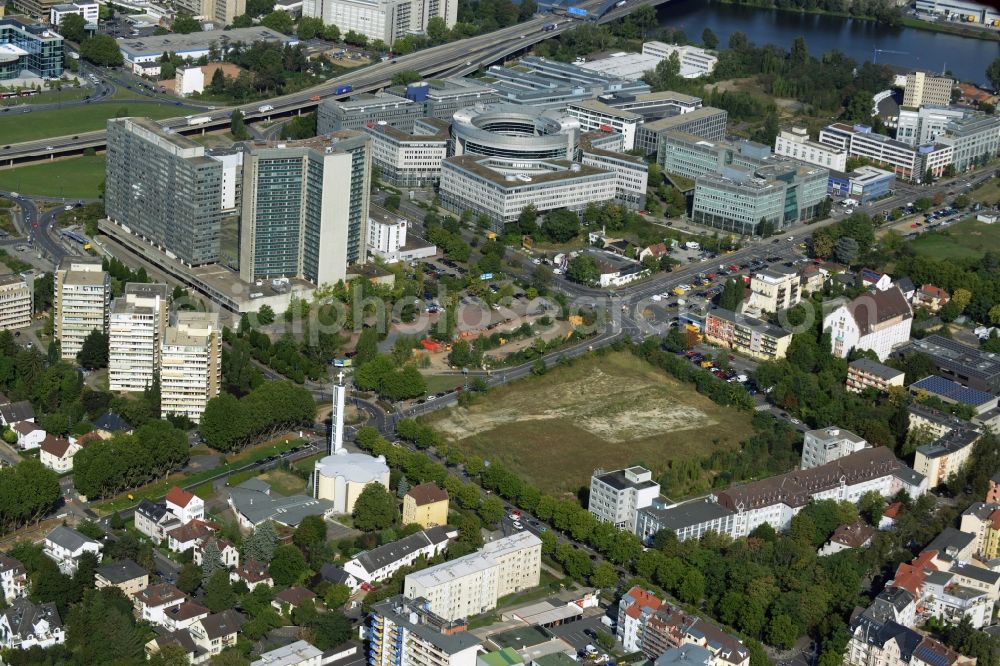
[167,520,219,554]
[165,486,204,524]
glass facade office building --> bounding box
[0,19,63,80]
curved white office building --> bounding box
[313,451,390,514]
[451,104,580,161]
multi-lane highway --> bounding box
[0,0,666,165]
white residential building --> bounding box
[744,267,800,314]
[367,208,408,262]
[0,600,65,651]
[43,526,103,575]
[54,257,110,361]
[38,435,81,473]
[108,283,169,393]
[589,466,660,532]
[369,597,481,666]
[165,486,205,525]
[343,526,455,584]
[0,556,27,603]
[824,286,913,361]
[403,532,542,621]
[133,583,186,626]
[801,427,869,470]
[617,586,663,652]
[774,127,848,171]
[0,275,32,332]
[302,0,456,45]
[160,311,221,423]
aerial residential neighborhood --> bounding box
[4,0,1000,661]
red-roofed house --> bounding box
[913,285,950,313]
[889,550,938,600]
[880,502,903,530]
[637,243,669,263]
[818,521,876,556]
[38,436,81,473]
[165,487,204,524]
[617,586,663,651]
[133,583,186,626]
[162,600,210,632]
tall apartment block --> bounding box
[105,117,223,266]
[589,466,660,532]
[367,597,481,666]
[0,274,32,331]
[239,132,371,287]
[54,257,110,361]
[108,283,169,393]
[403,532,542,621]
[160,312,221,423]
[303,0,457,45]
[800,427,869,470]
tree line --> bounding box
[73,420,189,499]
[200,380,316,452]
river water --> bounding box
[655,0,1000,85]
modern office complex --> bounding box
[363,117,449,187]
[658,131,774,180]
[774,127,848,171]
[106,118,224,267]
[0,274,32,332]
[937,113,1000,171]
[411,78,500,119]
[819,123,953,181]
[0,19,63,80]
[317,92,422,132]
[634,106,728,155]
[54,257,110,361]
[702,308,793,361]
[450,104,580,161]
[303,0,456,45]
[238,132,371,287]
[368,597,481,666]
[159,312,221,423]
[690,162,828,235]
[108,283,169,394]
[578,133,648,209]
[800,427,870,470]
[588,466,660,532]
[566,100,642,151]
[439,156,616,230]
[403,532,542,621]
[896,106,965,146]
[827,165,895,203]
[482,56,651,110]
[601,90,703,120]
[902,71,955,108]
[640,41,718,78]
[116,28,297,75]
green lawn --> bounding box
[422,374,466,396]
[0,103,182,144]
[907,217,1000,261]
[969,178,1000,207]
[1,88,89,107]
[0,156,106,200]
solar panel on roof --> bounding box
[913,645,949,666]
[911,375,996,406]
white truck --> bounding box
[186,116,212,126]
[258,104,274,113]
[684,241,700,250]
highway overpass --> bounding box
[0,0,667,167]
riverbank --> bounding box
[714,0,1000,42]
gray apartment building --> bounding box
[634,106,728,156]
[317,92,423,133]
[105,118,223,266]
[239,132,371,287]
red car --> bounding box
[728,264,739,272]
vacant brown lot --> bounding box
[425,352,751,494]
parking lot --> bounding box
[549,615,616,652]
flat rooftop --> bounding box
[118,26,295,57]
[444,156,611,188]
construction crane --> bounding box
[873,48,909,64]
